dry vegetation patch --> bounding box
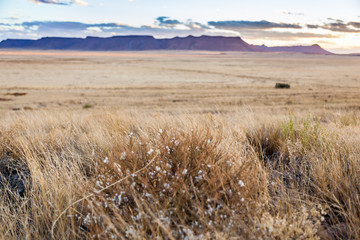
[5,92,28,97]
[0,110,359,239]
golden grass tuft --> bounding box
[0,110,359,239]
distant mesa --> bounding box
[0,35,332,54]
[254,43,333,55]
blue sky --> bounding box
[1,0,360,53]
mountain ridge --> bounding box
[0,35,332,54]
[255,44,332,55]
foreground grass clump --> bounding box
[0,110,359,239]
[81,127,262,239]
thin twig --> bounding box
[50,154,158,239]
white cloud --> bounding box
[74,0,88,6]
[86,27,102,32]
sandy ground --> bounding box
[0,50,359,113]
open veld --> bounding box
[0,51,360,239]
[1,50,360,113]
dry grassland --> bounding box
[0,50,360,113]
[0,51,360,239]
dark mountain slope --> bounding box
[0,35,260,52]
[0,35,332,54]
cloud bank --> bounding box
[208,20,302,30]
[28,0,88,6]
[306,19,360,33]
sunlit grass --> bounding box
[0,110,359,239]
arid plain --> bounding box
[1,50,360,239]
[1,50,360,114]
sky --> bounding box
[0,0,360,53]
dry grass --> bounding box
[0,109,359,239]
[1,51,360,239]
[1,51,360,113]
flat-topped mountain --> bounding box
[0,35,257,51]
[162,35,257,51]
[0,35,332,54]
[255,44,332,55]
